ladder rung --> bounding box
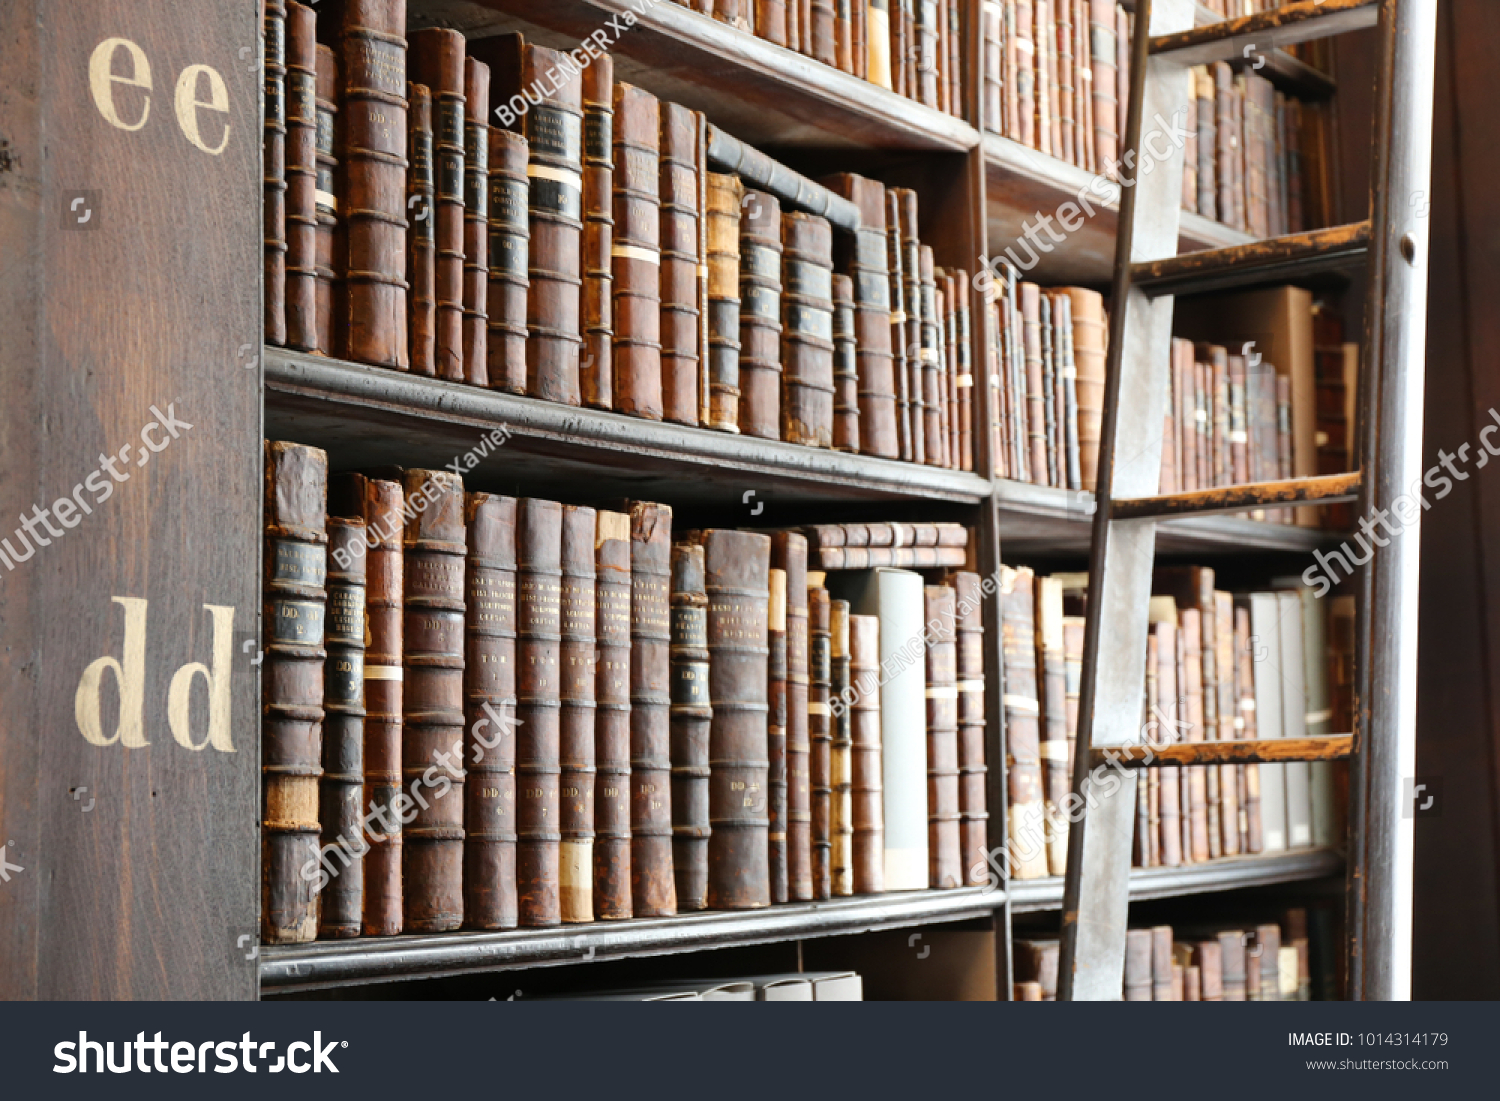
[1150,0,1380,66]
[1111,472,1360,520]
[1134,222,1370,298]
[1091,735,1354,769]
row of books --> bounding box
[999,563,1350,881]
[540,971,864,1000]
[1014,904,1338,1000]
[980,1,1335,237]
[262,442,989,943]
[669,0,966,118]
[262,3,975,471]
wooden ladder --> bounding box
[1057,0,1437,1001]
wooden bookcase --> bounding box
[0,0,1352,1001]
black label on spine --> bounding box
[289,70,316,124]
[268,598,326,646]
[584,107,613,164]
[786,303,835,344]
[490,177,529,230]
[271,539,327,589]
[741,243,781,286]
[529,177,583,223]
[264,79,285,129]
[741,283,781,325]
[316,108,335,157]
[488,230,529,282]
[527,105,583,167]
[437,150,463,203]
[438,99,464,149]
[855,270,891,311]
[671,659,710,706]
[785,260,833,304]
[853,229,886,271]
[264,14,285,64]
[325,649,365,707]
[670,606,707,649]
[326,584,365,647]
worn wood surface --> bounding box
[1112,472,1363,519]
[1152,0,1381,66]
[0,0,262,998]
[1134,221,1371,298]
[1090,735,1354,769]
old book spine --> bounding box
[285,3,319,352]
[463,59,490,386]
[812,0,838,63]
[410,29,466,381]
[768,570,789,902]
[262,441,327,945]
[1215,589,1241,856]
[830,599,854,896]
[948,572,987,884]
[893,0,911,95]
[319,517,367,938]
[629,501,677,915]
[1040,291,1058,484]
[924,585,962,888]
[581,55,615,410]
[1065,286,1106,492]
[593,511,634,919]
[914,0,939,106]
[853,0,867,79]
[1002,566,1048,878]
[265,0,288,347]
[848,613,884,893]
[919,246,943,466]
[955,270,974,471]
[867,0,894,89]
[758,0,789,43]
[982,0,1002,133]
[463,492,519,930]
[559,506,597,923]
[832,273,860,453]
[1154,619,1183,866]
[824,175,895,457]
[1214,63,1236,229]
[697,115,713,426]
[406,85,437,375]
[401,469,467,932]
[774,532,813,899]
[1194,67,1217,220]
[809,586,834,899]
[660,102,703,426]
[487,128,530,394]
[1182,88,1197,214]
[1144,632,1160,865]
[1021,283,1047,482]
[314,46,339,355]
[788,0,802,48]
[1088,0,1116,171]
[897,190,925,463]
[1036,576,1069,875]
[706,172,744,433]
[1015,0,1036,148]
[886,189,912,460]
[339,0,409,369]
[670,542,713,911]
[739,191,784,439]
[612,83,664,420]
[1037,0,1056,158]
[1056,0,1075,160]
[516,498,563,926]
[781,213,836,448]
[1181,609,1211,862]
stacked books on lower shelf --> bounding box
[262,442,992,944]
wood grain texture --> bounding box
[1110,471,1360,519]
[1091,735,1354,768]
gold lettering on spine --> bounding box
[174,64,230,155]
[90,38,152,132]
[167,604,236,751]
[76,596,149,747]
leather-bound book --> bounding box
[284,3,319,351]
[1141,631,1158,867]
[758,0,789,44]
[848,612,884,893]
[852,0,867,78]
[697,115,713,426]
[706,172,744,433]
[1152,926,1177,1000]
[867,0,894,90]
[692,529,772,910]
[788,0,801,51]
[947,572,987,885]
[487,128,530,394]
[767,569,789,902]
[462,492,519,930]
[628,502,677,916]
[1235,604,1264,853]
[338,0,409,369]
[1214,63,1237,229]
[1014,0,1036,148]
[1088,0,1117,172]
[1180,608,1212,862]
[896,190,925,462]
[717,0,751,28]
[1021,283,1047,483]
[480,34,585,404]
[559,506,597,922]
[1218,930,1247,1001]
[516,498,563,926]
[612,83,663,420]
[319,517,367,938]
[739,190,784,439]
[1015,939,1060,1000]
[943,273,959,468]
[810,0,837,64]
[1182,89,1198,214]
[774,532,813,899]
[1152,616,1183,866]
[462,58,490,385]
[781,213,836,448]
[885,188,911,460]
[1036,576,1069,875]
[1190,940,1222,1000]
[401,470,466,932]
[410,29,466,382]
[407,84,437,375]
[924,585,962,889]
[1063,287,1106,492]
[898,0,917,95]
[581,55,614,409]
[1193,67,1217,220]
[670,542,713,911]
[830,598,854,896]
[832,273,860,452]
[264,0,288,346]
[1215,590,1241,856]
[262,441,327,944]
[1123,928,1153,1000]
[809,585,833,899]
[919,246,944,466]
[593,511,634,919]
[660,102,702,425]
[913,0,939,106]
[314,46,338,355]
[329,474,404,935]
[835,0,853,71]
[954,270,974,471]
[1000,566,1048,878]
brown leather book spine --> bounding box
[848,612,884,893]
[788,0,801,53]
[285,3,319,351]
[1021,282,1047,483]
[738,191,784,439]
[1194,67,1217,220]
[1037,579,1069,874]
[581,55,615,409]
[1218,930,1247,1001]
[767,569,789,903]
[1235,603,1263,853]
[407,84,437,376]
[943,272,960,468]
[1123,928,1153,1000]
[314,46,338,355]
[1088,0,1117,172]
[886,189,912,460]
[487,128,530,394]
[914,0,939,106]
[706,172,744,433]
[950,572,988,884]
[1214,62,1236,228]
[1063,286,1105,492]
[758,0,789,44]
[410,29,466,383]
[897,189,926,463]
[1002,567,1047,878]
[594,511,634,918]
[401,470,466,932]
[558,506,597,923]
[629,502,677,915]
[670,542,713,911]
[781,213,836,448]
[924,585,962,888]
[1151,925,1175,1000]
[773,533,812,899]
[463,59,490,385]
[265,0,288,347]
[319,517,367,939]
[612,83,664,420]
[1194,939,1224,1001]
[462,492,519,930]
[516,498,563,926]
[830,599,854,896]
[852,0,867,78]
[262,441,327,945]
[836,0,854,72]
[1154,619,1183,866]
[832,273,860,453]
[660,102,702,426]
[919,246,944,465]
[955,269,974,471]
[338,0,409,369]
[697,114,713,426]
[811,0,837,64]
[808,586,833,899]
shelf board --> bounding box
[993,478,1343,556]
[264,349,991,507]
[984,134,1255,285]
[259,886,1005,992]
[1008,849,1344,913]
[413,0,978,152]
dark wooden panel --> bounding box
[0,0,261,998]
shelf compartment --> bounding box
[260,886,1005,992]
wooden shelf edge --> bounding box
[1007,849,1344,913]
[259,886,1005,991]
